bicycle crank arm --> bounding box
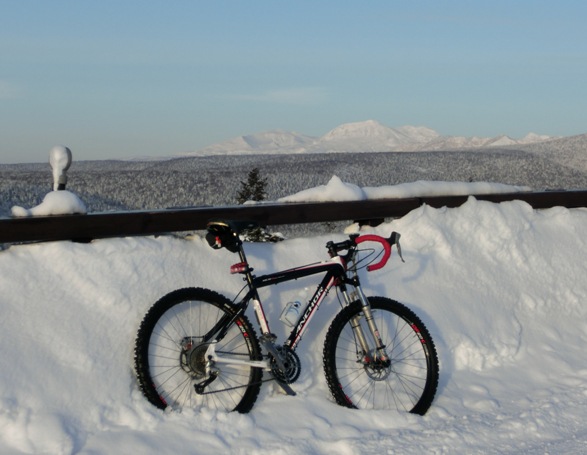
[259,337,297,396]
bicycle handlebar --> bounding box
[327,231,404,272]
[355,234,392,271]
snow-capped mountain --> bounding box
[315,120,440,152]
[194,130,316,155]
[422,132,558,151]
[183,120,556,157]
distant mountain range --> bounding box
[181,120,559,157]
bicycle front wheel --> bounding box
[323,297,438,415]
[134,287,262,413]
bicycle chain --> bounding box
[194,352,285,396]
[195,375,280,395]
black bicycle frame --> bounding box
[240,257,348,350]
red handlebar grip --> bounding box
[355,234,392,271]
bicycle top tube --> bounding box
[252,257,346,290]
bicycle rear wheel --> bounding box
[323,297,438,415]
[134,287,262,413]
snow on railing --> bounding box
[10,146,87,218]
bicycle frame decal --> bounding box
[286,273,336,349]
[248,257,346,349]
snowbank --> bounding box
[0,198,586,454]
[278,176,530,202]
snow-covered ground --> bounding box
[1,183,587,454]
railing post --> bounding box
[49,146,72,191]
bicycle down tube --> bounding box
[243,256,346,350]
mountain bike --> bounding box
[134,220,439,415]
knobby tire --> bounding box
[323,297,439,415]
[134,287,262,413]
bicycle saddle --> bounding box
[207,219,260,235]
[206,219,259,252]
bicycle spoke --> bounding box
[135,288,262,413]
[323,297,438,414]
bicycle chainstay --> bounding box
[193,352,289,396]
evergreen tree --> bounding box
[235,167,283,242]
[236,168,267,204]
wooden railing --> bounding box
[1,190,586,244]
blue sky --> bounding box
[1,0,586,163]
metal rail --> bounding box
[1,190,586,244]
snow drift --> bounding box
[277,177,530,203]
[0,198,586,454]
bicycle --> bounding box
[134,220,439,415]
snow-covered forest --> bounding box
[2,147,587,217]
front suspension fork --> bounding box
[341,285,390,363]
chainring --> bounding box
[270,346,301,384]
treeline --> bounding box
[1,149,587,217]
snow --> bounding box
[1,187,587,454]
[520,132,554,144]
[10,190,87,217]
[8,179,529,216]
[0,198,587,454]
[181,120,555,157]
[193,130,316,156]
[10,145,86,217]
[278,176,367,202]
[485,135,517,147]
[242,130,316,149]
[320,120,423,147]
[278,176,530,202]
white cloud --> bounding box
[231,87,327,105]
